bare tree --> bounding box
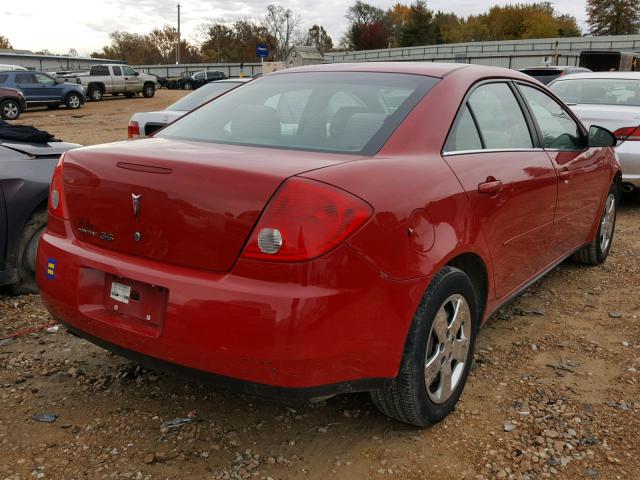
[264,4,302,61]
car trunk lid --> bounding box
[62,138,360,272]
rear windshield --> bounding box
[156,72,438,155]
[550,78,640,106]
[520,69,563,84]
[167,81,243,112]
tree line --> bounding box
[1,0,640,63]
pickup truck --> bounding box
[62,64,157,101]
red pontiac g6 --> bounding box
[37,63,620,426]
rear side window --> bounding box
[468,83,533,149]
[0,74,7,83]
[112,66,122,76]
[157,72,438,155]
[444,106,482,152]
[15,73,33,83]
[518,84,584,150]
[91,65,109,76]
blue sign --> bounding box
[256,44,269,58]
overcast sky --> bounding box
[3,0,588,57]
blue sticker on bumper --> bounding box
[46,258,57,280]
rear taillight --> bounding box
[241,177,372,262]
[49,154,67,219]
[613,126,640,141]
[128,121,140,139]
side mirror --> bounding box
[134,71,139,76]
[588,125,617,148]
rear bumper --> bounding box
[615,142,640,187]
[37,227,430,391]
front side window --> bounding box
[112,66,122,76]
[34,73,55,85]
[156,72,438,155]
[0,74,8,84]
[519,84,584,151]
[122,66,136,76]
[444,106,483,152]
[468,83,533,149]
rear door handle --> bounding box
[559,168,572,181]
[478,178,503,195]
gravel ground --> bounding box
[1,90,639,480]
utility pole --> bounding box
[176,3,181,65]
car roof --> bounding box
[275,62,539,81]
[550,71,640,80]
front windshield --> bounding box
[156,72,437,155]
[167,81,243,112]
[550,78,640,106]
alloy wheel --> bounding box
[599,193,616,253]
[3,101,19,119]
[68,95,80,108]
[424,294,471,404]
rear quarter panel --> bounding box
[303,69,496,305]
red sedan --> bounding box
[37,63,620,426]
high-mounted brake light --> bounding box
[613,126,640,141]
[128,120,140,139]
[242,177,372,262]
[49,154,67,219]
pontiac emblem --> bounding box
[131,193,142,221]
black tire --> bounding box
[572,182,619,265]
[182,81,193,91]
[65,93,82,109]
[142,83,155,98]
[1,99,21,120]
[88,86,104,101]
[9,209,47,295]
[370,266,479,427]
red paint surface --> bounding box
[37,63,619,389]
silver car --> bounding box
[549,71,640,193]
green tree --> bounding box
[433,12,463,44]
[343,1,391,49]
[587,0,640,35]
[0,35,11,49]
[305,25,333,53]
[387,3,412,47]
[400,0,435,47]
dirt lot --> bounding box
[12,89,188,145]
[1,91,639,480]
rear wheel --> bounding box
[370,266,479,426]
[65,92,82,109]
[9,209,47,295]
[142,83,155,98]
[572,182,618,265]
[88,86,104,101]
[182,81,193,90]
[1,99,21,120]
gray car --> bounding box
[549,71,640,194]
[1,139,79,293]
